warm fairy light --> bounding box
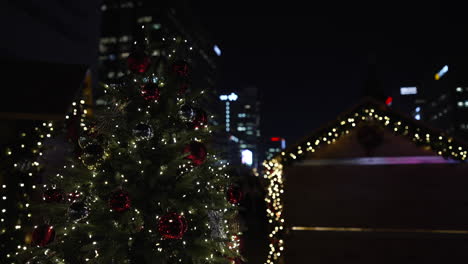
[0,35,241,264]
[263,105,468,264]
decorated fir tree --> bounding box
[9,26,243,263]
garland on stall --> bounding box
[262,98,467,264]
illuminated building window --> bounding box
[400,87,417,95]
[137,16,152,23]
[99,44,107,53]
[237,127,246,131]
[100,37,117,44]
[120,1,134,8]
[238,113,246,118]
[457,87,463,92]
[465,101,468,107]
[244,105,251,109]
[107,72,115,79]
[458,101,464,107]
[241,149,253,166]
[119,35,131,42]
[415,114,421,120]
[246,131,253,135]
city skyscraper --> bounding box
[97,0,220,100]
[392,57,468,141]
[216,86,262,169]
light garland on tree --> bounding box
[5,24,242,263]
[1,99,88,263]
[262,101,468,264]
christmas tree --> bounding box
[8,25,243,264]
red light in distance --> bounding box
[385,96,393,106]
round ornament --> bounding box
[127,51,151,74]
[178,104,195,123]
[157,212,188,239]
[81,143,105,169]
[43,189,63,203]
[132,123,154,141]
[183,141,207,166]
[109,190,131,212]
[32,224,55,247]
[172,60,190,77]
[141,83,160,101]
[78,130,104,149]
[68,201,90,222]
[226,185,243,204]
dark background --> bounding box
[190,2,468,145]
[2,2,467,146]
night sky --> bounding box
[190,2,468,145]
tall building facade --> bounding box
[97,1,219,100]
[216,86,262,169]
[264,137,286,161]
[391,52,468,141]
[418,62,468,140]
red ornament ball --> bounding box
[109,190,131,212]
[158,212,188,239]
[192,108,208,129]
[127,51,151,74]
[183,141,207,166]
[172,60,190,77]
[32,224,55,247]
[43,189,63,203]
[141,83,160,101]
[226,185,243,204]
